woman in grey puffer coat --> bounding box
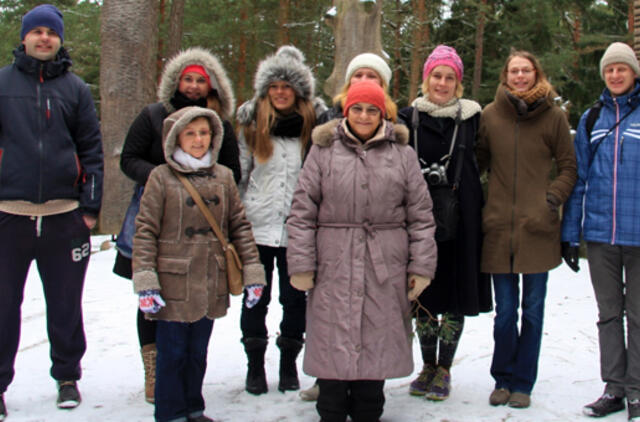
[287,81,437,422]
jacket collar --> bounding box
[311,118,409,149]
[601,79,640,110]
[13,44,71,80]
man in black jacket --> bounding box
[0,4,103,418]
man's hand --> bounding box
[561,242,580,273]
[82,215,97,229]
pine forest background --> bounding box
[0,0,633,232]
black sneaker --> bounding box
[583,393,625,417]
[0,393,6,420]
[56,381,81,409]
[629,398,640,421]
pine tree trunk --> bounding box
[471,0,487,100]
[99,0,159,233]
[408,0,428,103]
[324,0,383,98]
[634,0,640,57]
[166,0,186,60]
[278,0,290,45]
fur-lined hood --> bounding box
[162,106,224,172]
[158,47,235,119]
[311,119,409,148]
[236,45,324,125]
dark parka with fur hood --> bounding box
[287,119,437,380]
[132,107,264,322]
[120,47,240,187]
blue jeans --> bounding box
[155,318,214,422]
[490,272,548,395]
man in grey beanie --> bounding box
[562,41,640,421]
[0,4,103,418]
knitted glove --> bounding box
[244,284,264,309]
[139,289,166,314]
[561,242,580,273]
[290,272,314,291]
[407,274,431,301]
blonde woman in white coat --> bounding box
[236,45,326,395]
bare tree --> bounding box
[323,0,383,98]
[99,0,160,233]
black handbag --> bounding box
[412,105,465,242]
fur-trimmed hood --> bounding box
[158,47,236,119]
[310,119,409,148]
[162,106,224,172]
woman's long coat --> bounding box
[287,119,437,380]
[399,100,492,316]
[478,85,577,274]
[132,107,264,323]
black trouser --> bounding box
[0,211,90,392]
[317,379,385,422]
[240,245,306,341]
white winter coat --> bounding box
[238,132,303,248]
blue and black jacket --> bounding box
[0,45,103,216]
[562,80,640,246]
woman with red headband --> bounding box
[287,80,437,421]
[112,47,241,405]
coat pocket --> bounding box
[157,257,191,301]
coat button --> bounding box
[361,183,368,189]
[355,344,361,352]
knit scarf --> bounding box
[412,95,481,120]
[170,91,208,111]
[172,146,213,171]
[272,112,304,138]
[507,81,550,105]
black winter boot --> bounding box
[242,337,268,395]
[276,336,304,392]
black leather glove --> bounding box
[561,242,580,273]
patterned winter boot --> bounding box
[242,337,269,395]
[276,336,304,392]
[409,364,436,396]
[141,343,157,404]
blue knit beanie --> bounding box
[21,4,64,43]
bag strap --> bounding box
[588,100,636,169]
[172,170,230,251]
[412,102,461,171]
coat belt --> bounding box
[318,221,405,283]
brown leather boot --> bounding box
[141,343,157,404]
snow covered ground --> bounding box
[2,236,628,421]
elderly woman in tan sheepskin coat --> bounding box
[132,106,264,422]
[287,81,437,422]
